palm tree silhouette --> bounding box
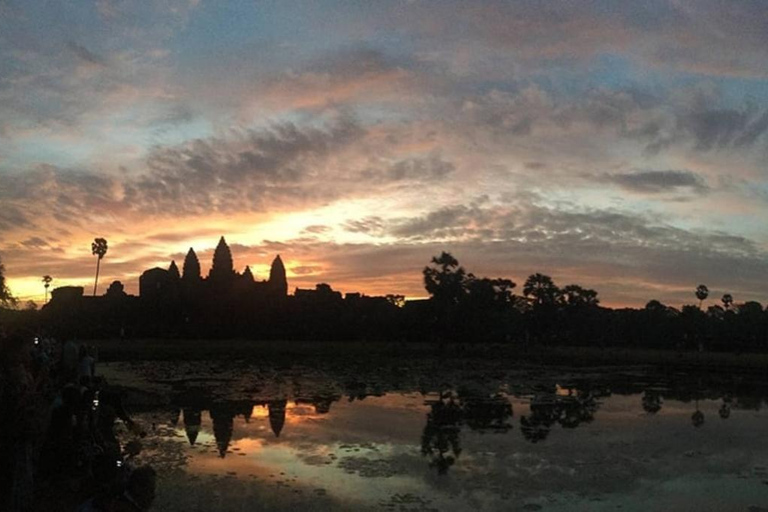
[42,275,52,303]
[695,284,709,309]
[721,293,733,311]
[91,238,108,296]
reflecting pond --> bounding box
[107,360,768,511]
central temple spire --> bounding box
[209,236,235,282]
[269,254,288,296]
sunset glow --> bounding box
[1,1,767,307]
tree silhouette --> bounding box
[42,274,53,304]
[465,276,516,308]
[0,258,16,308]
[721,293,733,311]
[91,237,108,296]
[523,273,560,307]
[423,252,467,305]
[695,284,709,309]
[644,299,667,313]
[106,280,126,297]
[641,391,662,414]
[560,284,599,308]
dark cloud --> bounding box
[606,170,709,195]
[290,265,321,276]
[342,217,386,235]
[213,199,768,305]
[66,41,107,67]
[681,105,768,151]
[145,229,225,244]
[389,205,493,239]
[149,103,197,127]
[361,154,455,183]
[0,117,370,234]
[20,236,49,248]
[133,116,364,215]
[302,225,331,235]
[0,206,32,234]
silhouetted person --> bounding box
[62,338,79,383]
[78,344,95,385]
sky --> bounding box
[1,0,767,307]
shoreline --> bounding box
[89,338,768,372]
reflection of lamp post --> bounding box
[42,275,52,303]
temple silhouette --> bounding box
[139,236,288,305]
[39,235,407,340]
[32,240,768,350]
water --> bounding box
[105,360,768,511]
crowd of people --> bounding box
[0,330,156,511]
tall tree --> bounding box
[423,252,467,305]
[464,275,516,308]
[91,237,108,296]
[695,284,709,309]
[721,293,733,311]
[42,274,53,303]
[523,273,560,307]
[0,256,16,308]
[561,284,599,308]
[182,248,201,281]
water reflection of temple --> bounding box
[210,405,235,457]
[267,400,287,438]
[166,374,763,471]
[173,394,341,457]
[183,408,202,446]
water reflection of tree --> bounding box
[520,390,598,443]
[691,400,705,428]
[718,395,732,419]
[462,393,514,433]
[642,391,662,414]
[421,390,514,474]
[421,393,463,475]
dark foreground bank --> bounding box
[90,337,768,373]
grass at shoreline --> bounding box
[89,338,768,371]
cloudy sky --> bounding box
[1,0,767,307]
